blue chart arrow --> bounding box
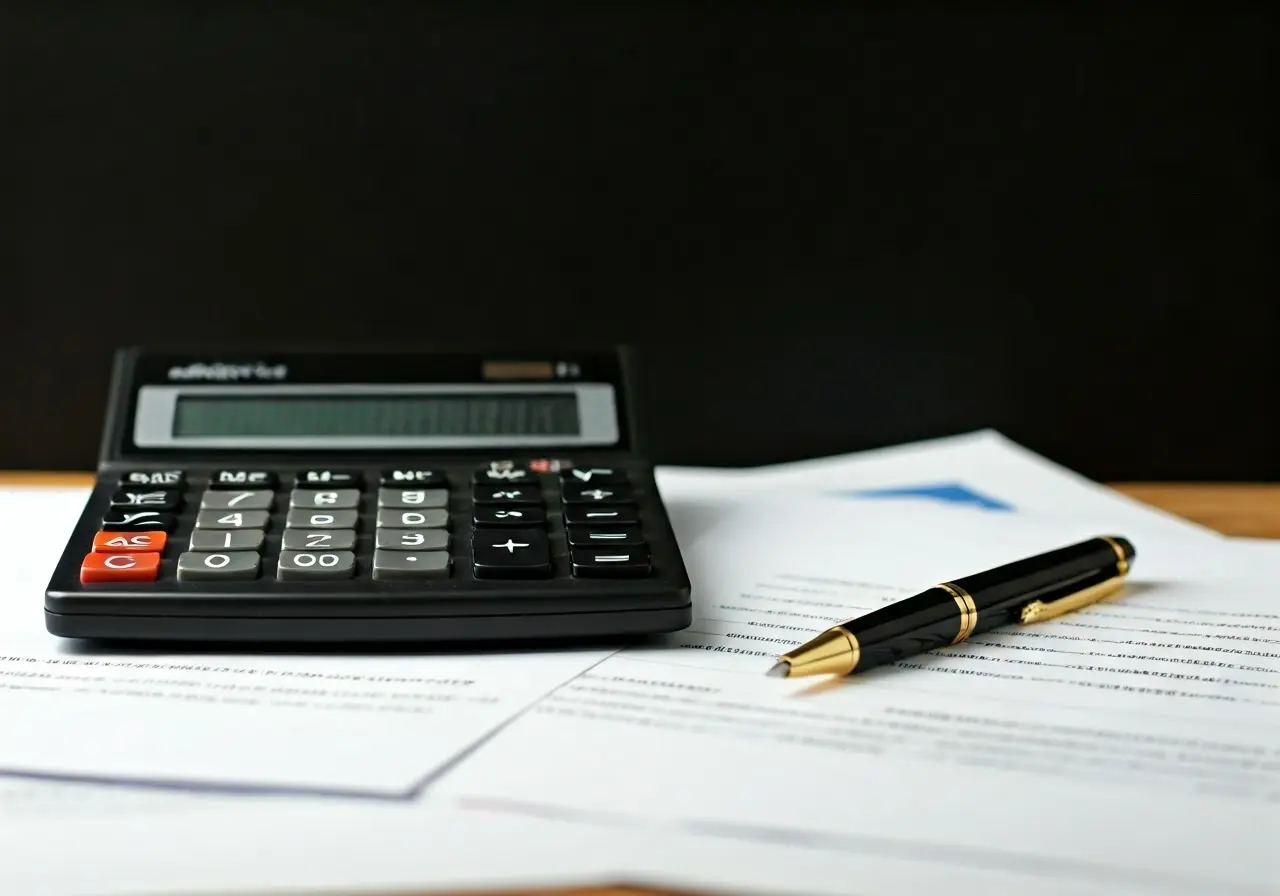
[833,482,1014,512]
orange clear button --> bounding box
[80,552,161,583]
[92,531,167,553]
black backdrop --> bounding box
[1,5,1275,480]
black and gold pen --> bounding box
[767,535,1135,679]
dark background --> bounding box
[1,5,1275,480]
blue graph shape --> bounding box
[834,482,1014,512]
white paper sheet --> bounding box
[719,429,1223,538]
[13,792,1252,896]
[0,487,612,796]
[432,497,1280,894]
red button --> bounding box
[80,552,161,583]
[92,531,167,553]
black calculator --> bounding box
[44,347,692,644]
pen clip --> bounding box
[1019,536,1131,624]
[1019,574,1126,624]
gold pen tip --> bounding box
[766,661,791,678]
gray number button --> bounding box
[199,490,274,511]
[376,488,448,509]
[375,528,450,551]
[277,550,356,580]
[289,488,361,510]
[176,551,261,581]
[285,509,359,529]
[281,529,357,551]
[375,508,448,529]
[195,510,270,530]
[372,549,450,580]
[189,529,265,551]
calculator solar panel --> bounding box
[44,348,692,644]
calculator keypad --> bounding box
[82,461,660,586]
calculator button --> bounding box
[376,488,449,509]
[563,505,638,526]
[289,488,362,510]
[565,526,644,547]
[93,531,168,553]
[176,551,261,582]
[380,469,446,487]
[472,529,551,579]
[570,546,652,578]
[208,470,278,490]
[118,470,184,488]
[189,529,265,552]
[375,529,450,551]
[561,468,628,485]
[294,470,362,488]
[375,508,449,529]
[80,552,161,583]
[561,484,634,504]
[101,510,176,531]
[472,467,535,484]
[285,509,359,530]
[109,489,182,510]
[372,549,451,580]
[281,529,358,552]
[472,485,541,505]
[195,509,270,530]
[277,551,357,581]
[199,490,274,511]
[473,506,547,527]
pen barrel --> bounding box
[843,587,977,672]
[950,535,1134,630]
[838,536,1135,673]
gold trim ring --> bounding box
[938,583,978,643]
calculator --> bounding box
[44,347,692,644]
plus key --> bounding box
[561,484,634,504]
[471,529,551,579]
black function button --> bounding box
[209,469,279,490]
[472,528,551,579]
[561,484,634,504]
[571,546,652,578]
[109,489,182,511]
[474,505,547,527]
[101,510,176,532]
[564,505,638,526]
[380,469,447,487]
[118,470,184,488]
[295,470,362,488]
[472,466,535,484]
[566,525,645,547]
[473,485,541,505]
[560,467,628,485]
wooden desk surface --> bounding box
[3,474,1277,896]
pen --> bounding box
[767,535,1135,679]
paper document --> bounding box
[435,498,1280,895]
[0,488,611,796]
[722,429,1223,538]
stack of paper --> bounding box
[1,430,1276,896]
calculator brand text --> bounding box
[166,362,289,382]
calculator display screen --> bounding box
[172,393,580,438]
[131,383,619,449]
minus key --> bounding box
[563,505,638,526]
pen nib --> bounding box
[766,661,791,678]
